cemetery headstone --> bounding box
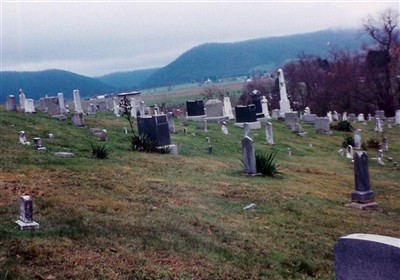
[241,123,257,174]
[271,109,280,120]
[137,115,171,146]
[186,100,206,121]
[15,195,40,230]
[166,112,176,133]
[332,111,339,121]
[395,109,400,125]
[338,148,344,157]
[221,121,229,135]
[73,89,83,114]
[357,113,365,122]
[130,98,137,118]
[303,114,318,124]
[113,97,120,117]
[315,117,332,135]
[19,89,26,112]
[265,122,274,145]
[287,148,292,156]
[277,69,292,116]
[351,150,376,205]
[72,112,85,127]
[304,106,310,115]
[374,118,383,133]
[342,112,348,121]
[24,99,36,113]
[354,129,362,150]
[139,101,146,116]
[234,105,261,129]
[294,122,307,137]
[48,133,54,139]
[327,111,333,123]
[223,96,235,120]
[250,90,265,119]
[346,145,353,159]
[205,99,227,122]
[45,97,61,116]
[123,127,128,134]
[19,131,30,145]
[87,103,97,115]
[33,137,46,150]
[375,110,385,120]
[381,136,388,150]
[58,92,66,114]
[6,95,17,111]
[377,149,384,165]
[284,112,298,130]
[97,101,109,111]
[348,113,356,122]
[261,96,271,119]
[334,233,400,280]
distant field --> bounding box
[1,108,399,279]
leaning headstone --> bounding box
[223,96,235,120]
[15,195,39,230]
[349,150,377,208]
[395,110,400,125]
[73,89,83,114]
[6,95,17,111]
[354,129,362,150]
[33,137,46,150]
[334,233,400,280]
[24,99,36,113]
[72,113,85,127]
[294,122,307,137]
[19,89,26,112]
[315,117,332,135]
[265,122,274,145]
[241,123,257,175]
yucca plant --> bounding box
[341,135,355,148]
[130,133,158,153]
[91,143,111,159]
[255,150,281,177]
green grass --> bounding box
[1,108,400,279]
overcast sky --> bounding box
[1,1,398,77]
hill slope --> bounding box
[0,69,116,102]
[142,29,367,88]
[95,68,159,91]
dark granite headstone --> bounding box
[250,90,264,118]
[186,100,205,116]
[235,105,257,123]
[352,151,375,203]
[137,115,171,146]
[334,233,400,280]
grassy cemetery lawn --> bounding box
[1,108,399,279]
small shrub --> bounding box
[366,137,380,149]
[255,150,281,177]
[130,133,158,153]
[91,143,111,159]
[341,135,354,148]
[332,120,353,132]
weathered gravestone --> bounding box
[381,136,388,151]
[303,114,317,124]
[205,99,227,122]
[113,97,120,117]
[294,123,307,137]
[375,110,385,120]
[90,128,108,141]
[271,109,280,120]
[277,69,292,117]
[58,92,66,114]
[395,110,400,125]
[334,233,400,280]
[357,113,365,122]
[346,145,353,159]
[97,101,108,111]
[354,129,362,150]
[342,112,348,121]
[72,113,85,127]
[348,113,356,122]
[221,121,229,135]
[166,112,176,133]
[33,137,46,150]
[139,101,147,116]
[377,149,384,165]
[241,123,257,175]
[19,89,26,112]
[73,89,83,114]
[130,98,137,118]
[284,112,298,130]
[24,99,36,113]
[375,118,383,133]
[6,95,17,111]
[18,131,30,145]
[250,90,265,119]
[265,122,274,145]
[315,117,332,135]
[87,103,97,115]
[45,97,62,117]
[15,195,40,230]
[261,96,271,119]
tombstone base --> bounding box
[15,220,40,230]
[242,172,262,177]
[185,115,206,122]
[234,121,261,130]
[257,116,271,123]
[204,116,229,123]
[297,132,308,137]
[345,201,379,210]
[157,144,178,155]
[36,147,47,151]
[316,130,333,135]
[54,152,76,158]
[351,190,375,203]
